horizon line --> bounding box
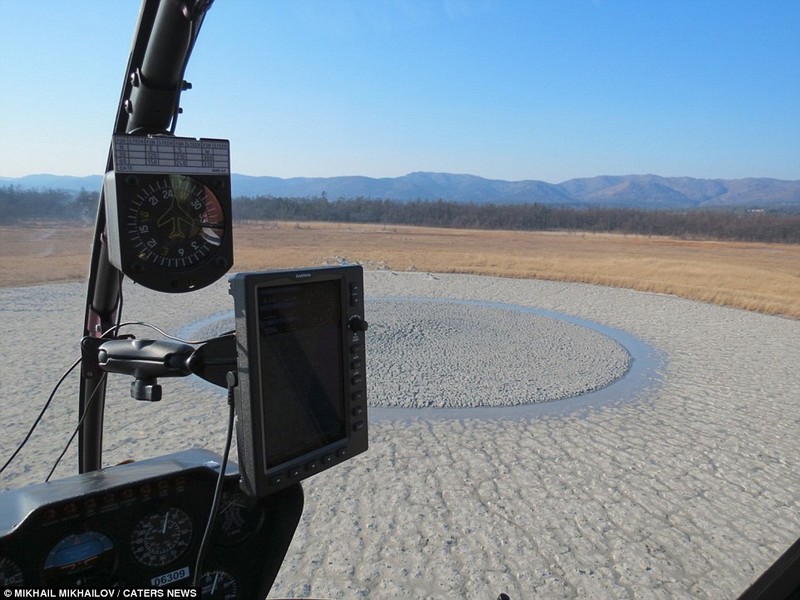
[2,171,799,185]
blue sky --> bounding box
[1,0,798,183]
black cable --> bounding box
[192,371,237,587]
[113,320,232,345]
[1,287,120,477]
[114,274,124,337]
[2,311,226,480]
[45,373,108,482]
[46,314,207,481]
[0,356,82,475]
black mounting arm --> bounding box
[98,338,194,401]
[93,332,236,402]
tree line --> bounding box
[234,195,800,244]
[3,185,799,244]
[0,185,97,224]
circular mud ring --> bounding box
[366,298,631,409]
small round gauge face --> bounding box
[42,531,115,587]
[0,556,25,587]
[126,174,225,270]
[130,507,193,567]
[214,489,263,545]
[200,569,238,600]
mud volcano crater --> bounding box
[366,298,631,409]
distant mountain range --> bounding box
[3,172,800,210]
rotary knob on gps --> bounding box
[348,315,369,333]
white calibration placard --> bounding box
[112,135,230,175]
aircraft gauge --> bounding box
[199,569,238,600]
[130,506,193,567]
[104,135,233,293]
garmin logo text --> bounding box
[295,273,312,279]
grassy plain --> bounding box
[2,221,799,318]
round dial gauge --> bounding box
[42,531,115,587]
[126,174,225,270]
[130,507,193,567]
[1,556,25,587]
[214,489,263,545]
[200,570,238,600]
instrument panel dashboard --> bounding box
[0,449,302,597]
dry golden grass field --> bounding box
[2,221,799,318]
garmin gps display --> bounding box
[258,279,345,467]
[230,265,369,498]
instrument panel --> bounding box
[0,449,302,597]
